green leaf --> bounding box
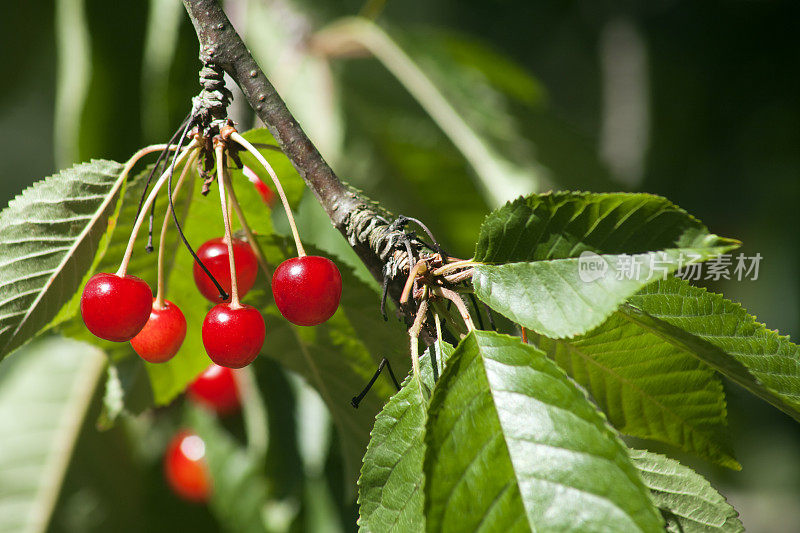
[529,313,737,469]
[424,31,546,108]
[625,277,800,423]
[472,249,728,340]
[53,162,197,406]
[251,236,410,496]
[425,330,663,532]
[629,449,743,533]
[475,192,735,264]
[338,65,491,257]
[358,343,454,532]
[0,160,126,360]
[358,377,425,533]
[0,337,105,533]
[472,192,738,338]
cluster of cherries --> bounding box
[78,128,345,502]
[165,363,240,502]
[81,234,341,368]
[79,141,343,369]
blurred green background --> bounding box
[1,0,799,531]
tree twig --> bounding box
[184,0,349,217]
[181,0,434,326]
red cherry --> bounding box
[164,431,211,503]
[130,299,187,363]
[187,364,241,414]
[193,238,258,304]
[201,303,265,368]
[80,273,152,341]
[243,165,276,206]
[272,256,342,326]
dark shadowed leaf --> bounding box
[187,406,270,533]
[255,358,304,501]
[248,235,410,497]
[626,277,800,423]
[530,314,737,469]
[319,19,543,207]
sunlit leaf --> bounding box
[629,449,743,533]
[358,343,453,532]
[0,160,125,360]
[425,331,663,532]
[473,192,738,338]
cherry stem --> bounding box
[120,144,173,186]
[216,145,241,309]
[122,144,176,257]
[431,298,465,337]
[116,142,198,277]
[409,298,429,380]
[224,163,273,283]
[443,267,474,285]
[135,113,192,221]
[154,150,198,308]
[431,259,480,277]
[230,132,306,257]
[430,311,444,383]
[434,286,475,332]
[467,293,485,330]
[400,259,428,304]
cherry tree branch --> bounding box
[181,0,424,310]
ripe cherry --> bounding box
[130,299,187,363]
[187,364,241,414]
[272,256,342,326]
[164,431,211,503]
[193,237,258,304]
[80,273,153,341]
[201,304,265,368]
[243,165,276,206]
